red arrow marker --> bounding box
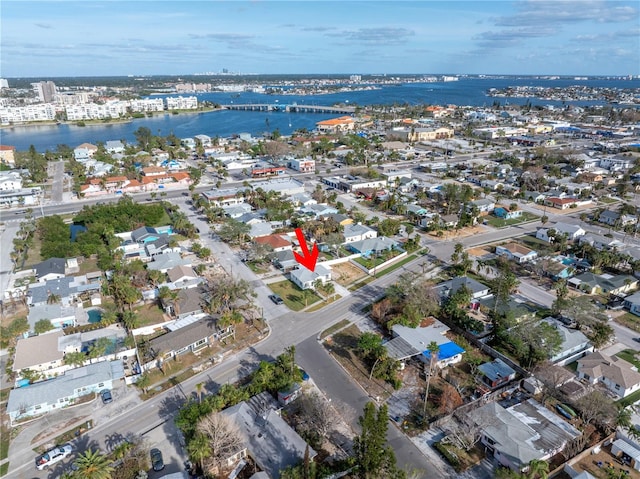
[293,227,318,272]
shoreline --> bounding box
[0,108,222,130]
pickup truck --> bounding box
[35,444,73,470]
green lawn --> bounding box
[616,349,640,370]
[486,212,539,228]
[268,280,321,312]
[134,303,167,327]
[618,388,640,407]
[599,197,619,204]
[320,319,351,339]
[0,462,8,477]
[614,313,640,333]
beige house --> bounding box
[316,116,355,133]
[13,330,65,378]
[0,145,16,165]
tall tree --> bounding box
[423,341,440,418]
[353,402,405,479]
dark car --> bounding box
[269,294,284,305]
[100,389,113,404]
[634,338,640,343]
[150,448,164,471]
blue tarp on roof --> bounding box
[422,341,465,361]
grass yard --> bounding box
[306,294,342,312]
[320,319,351,339]
[134,303,168,327]
[616,349,640,370]
[619,388,640,408]
[615,313,640,333]
[78,256,100,275]
[485,212,539,228]
[599,197,619,204]
[268,280,321,312]
[353,250,403,270]
[348,276,375,291]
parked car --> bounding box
[633,338,640,343]
[35,444,73,470]
[100,389,113,404]
[269,294,284,305]
[150,448,164,471]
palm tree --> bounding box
[526,459,549,479]
[187,433,211,475]
[73,449,114,479]
[196,382,204,404]
[422,341,440,419]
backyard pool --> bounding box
[87,309,103,323]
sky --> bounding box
[2,0,639,77]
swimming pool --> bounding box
[87,309,103,323]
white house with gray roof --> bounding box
[290,265,331,290]
[469,398,580,472]
[27,304,83,332]
[7,360,125,425]
[146,251,190,273]
[343,223,378,243]
[435,276,491,301]
[577,352,640,399]
[542,317,593,366]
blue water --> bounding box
[2,77,637,152]
[87,309,103,323]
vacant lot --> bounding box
[331,261,367,286]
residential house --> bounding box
[33,258,66,282]
[577,352,640,399]
[6,361,124,425]
[289,192,317,207]
[346,237,402,257]
[610,434,640,472]
[166,265,201,290]
[254,234,292,252]
[599,210,622,226]
[481,179,504,191]
[343,224,378,244]
[493,206,523,220]
[223,203,253,219]
[0,171,23,190]
[73,143,98,161]
[105,140,125,154]
[542,317,593,366]
[495,243,538,263]
[537,258,575,280]
[438,214,460,228]
[0,145,16,165]
[222,395,317,479]
[624,292,640,316]
[435,276,491,301]
[478,296,535,322]
[148,317,223,363]
[568,272,637,295]
[544,196,589,210]
[290,265,331,290]
[384,319,464,368]
[524,191,545,203]
[316,116,355,134]
[300,203,339,219]
[161,287,203,319]
[471,198,496,214]
[273,250,298,272]
[249,222,274,239]
[147,252,190,274]
[578,233,624,251]
[27,275,101,307]
[324,213,353,226]
[27,304,82,332]
[536,222,586,242]
[478,358,517,389]
[12,330,65,379]
[469,399,580,472]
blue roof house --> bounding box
[494,206,523,220]
[423,342,466,368]
[347,237,402,258]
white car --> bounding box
[35,443,73,470]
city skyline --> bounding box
[2,0,640,78]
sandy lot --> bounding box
[330,261,367,286]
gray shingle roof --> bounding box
[34,258,66,279]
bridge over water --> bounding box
[221,103,356,114]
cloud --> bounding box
[495,0,639,26]
[300,26,336,32]
[35,23,53,29]
[474,27,556,48]
[338,27,415,45]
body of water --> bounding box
[3,77,637,152]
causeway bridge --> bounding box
[221,103,356,114]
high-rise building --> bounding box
[31,81,57,103]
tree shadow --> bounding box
[104,431,128,452]
[157,391,188,419]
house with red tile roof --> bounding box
[0,145,16,165]
[254,234,292,252]
[316,116,355,134]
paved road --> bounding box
[50,160,65,203]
